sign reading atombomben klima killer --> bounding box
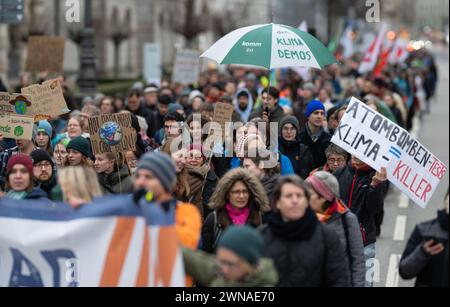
[332,97,447,208]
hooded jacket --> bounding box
[233,88,254,123]
[201,168,270,253]
[182,248,278,287]
[279,116,315,179]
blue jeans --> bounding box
[364,243,376,287]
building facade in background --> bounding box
[0,0,448,82]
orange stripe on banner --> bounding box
[157,227,179,287]
[135,225,149,287]
[100,218,136,287]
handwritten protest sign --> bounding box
[172,49,200,84]
[213,102,234,140]
[25,36,65,73]
[88,113,137,155]
[21,79,70,121]
[0,93,35,117]
[332,97,447,208]
[0,114,34,140]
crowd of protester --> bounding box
[0,47,447,287]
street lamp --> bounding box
[77,0,97,96]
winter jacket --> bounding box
[35,174,58,199]
[334,164,387,246]
[98,165,133,195]
[399,210,449,287]
[249,105,287,124]
[325,209,366,287]
[260,174,280,202]
[298,125,331,169]
[260,210,350,287]
[279,116,314,179]
[25,188,49,200]
[126,102,157,138]
[182,248,278,287]
[201,168,270,253]
[278,138,314,179]
[186,165,218,219]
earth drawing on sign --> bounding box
[99,121,123,146]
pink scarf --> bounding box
[225,202,250,225]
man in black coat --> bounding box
[299,100,331,169]
[399,192,449,287]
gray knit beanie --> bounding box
[137,152,177,192]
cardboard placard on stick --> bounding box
[0,93,35,117]
[213,102,234,140]
[88,113,137,155]
[21,79,70,121]
[25,36,65,73]
[0,114,35,140]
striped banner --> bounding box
[0,196,185,287]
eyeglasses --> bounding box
[216,259,240,271]
[34,162,52,169]
[188,155,203,161]
[327,158,346,165]
[230,190,249,196]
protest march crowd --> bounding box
[0,40,448,288]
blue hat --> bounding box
[37,120,53,137]
[305,100,325,118]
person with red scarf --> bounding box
[306,171,366,287]
[334,156,388,287]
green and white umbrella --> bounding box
[201,23,338,69]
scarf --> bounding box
[6,190,28,200]
[267,207,319,241]
[225,202,250,226]
[316,199,348,223]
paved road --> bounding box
[376,45,449,287]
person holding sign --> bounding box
[334,156,388,287]
[399,190,449,287]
